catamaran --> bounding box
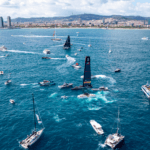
[71,56,92,90]
[63,35,71,49]
[19,94,44,149]
[104,108,125,149]
[51,25,62,41]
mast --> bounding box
[117,107,120,134]
[32,94,36,131]
[55,24,56,39]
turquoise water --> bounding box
[0,28,150,150]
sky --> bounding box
[0,0,150,19]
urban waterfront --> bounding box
[0,28,150,150]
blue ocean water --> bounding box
[0,28,150,150]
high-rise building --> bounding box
[7,16,11,27]
[0,17,4,28]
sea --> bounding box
[0,28,150,150]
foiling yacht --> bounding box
[104,109,125,149]
[19,94,44,149]
[141,82,150,98]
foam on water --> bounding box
[88,106,102,111]
[0,56,5,58]
[49,92,58,98]
[7,50,41,55]
[56,56,76,74]
[53,114,66,122]
[51,58,66,60]
[20,84,29,86]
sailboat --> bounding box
[88,38,92,47]
[71,56,92,90]
[104,108,125,149]
[19,94,44,149]
[51,25,61,41]
[63,35,71,49]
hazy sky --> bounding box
[0,0,150,19]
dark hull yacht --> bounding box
[63,35,71,50]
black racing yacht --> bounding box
[63,35,71,50]
[71,56,92,90]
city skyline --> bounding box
[0,0,150,19]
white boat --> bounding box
[104,108,125,149]
[141,82,150,98]
[38,80,55,86]
[109,50,112,53]
[51,25,62,41]
[5,80,11,85]
[0,71,4,75]
[115,68,121,72]
[43,49,50,54]
[58,83,73,89]
[141,37,148,40]
[0,45,7,51]
[19,94,44,149]
[74,53,77,56]
[61,95,68,99]
[10,99,15,104]
[90,120,104,135]
[66,55,69,58]
[78,49,81,51]
[92,86,108,91]
[72,63,81,69]
[88,44,92,47]
[77,93,96,99]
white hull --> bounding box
[90,120,104,135]
[20,128,44,149]
[51,38,61,41]
[5,80,11,85]
[141,85,150,98]
[43,49,50,54]
[72,65,81,69]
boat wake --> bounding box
[20,84,29,86]
[7,50,41,55]
[51,58,66,60]
[12,35,53,38]
[88,106,102,111]
[80,74,116,84]
[98,143,106,148]
[49,92,57,98]
[56,56,76,74]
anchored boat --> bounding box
[141,82,150,99]
[104,108,125,149]
[19,94,44,149]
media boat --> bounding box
[43,49,50,54]
[141,82,150,98]
[77,93,96,99]
[72,56,92,90]
[90,120,104,135]
[104,109,124,149]
[72,63,81,69]
[0,71,4,75]
[58,82,73,89]
[0,45,7,51]
[92,86,109,91]
[19,94,44,149]
[63,35,71,50]
[5,80,11,85]
[10,99,15,104]
[38,80,55,86]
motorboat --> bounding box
[74,53,77,56]
[10,99,15,104]
[61,95,68,99]
[38,80,55,86]
[0,45,7,51]
[109,50,112,53]
[77,93,96,99]
[90,120,104,135]
[42,57,51,59]
[71,85,84,90]
[78,49,81,51]
[0,71,4,75]
[141,82,150,98]
[81,47,83,49]
[43,49,50,54]
[88,44,92,47]
[72,63,81,69]
[58,83,73,89]
[92,86,108,91]
[63,35,71,50]
[104,109,125,149]
[66,55,69,58]
[5,80,11,85]
[141,37,148,40]
[19,94,44,149]
[115,68,121,72]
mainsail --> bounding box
[83,56,92,88]
[63,35,70,49]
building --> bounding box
[0,17,4,28]
[7,16,11,27]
